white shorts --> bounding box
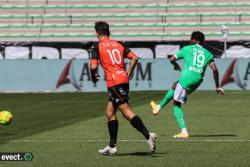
[174,83,187,104]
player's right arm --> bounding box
[167,55,181,71]
[89,44,100,84]
[209,61,224,96]
[167,46,186,71]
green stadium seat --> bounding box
[0,1,249,41]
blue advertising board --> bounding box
[0,59,249,92]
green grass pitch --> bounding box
[0,91,250,167]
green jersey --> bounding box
[175,44,213,91]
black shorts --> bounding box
[108,83,129,107]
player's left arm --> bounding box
[126,51,138,78]
[208,60,224,96]
[122,45,138,78]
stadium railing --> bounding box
[1,22,250,28]
[1,32,250,38]
[0,13,249,19]
[0,3,250,9]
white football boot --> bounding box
[147,132,157,153]
[98,145,117,155]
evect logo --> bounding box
[220,59,247,89]
[55,59,82,91]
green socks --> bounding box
[158,88,187,131]
[159,88,175,108]
[173,106,186,129]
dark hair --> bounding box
[95,21,110,36]
[191,31,205,43]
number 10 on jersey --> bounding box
[107,49,122,65]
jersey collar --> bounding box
[195,44,202,47]
[100,37,110,42]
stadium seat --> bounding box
[0,0,249,41]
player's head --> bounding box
[190,31,205,44]
[95,21,110,39]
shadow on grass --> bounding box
[190,134,237,137]
[0,91,162,144]
[0,133,18,136]
[117,151,166,157]
[160,134,237,138]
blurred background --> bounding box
[0,0,249,92]
[0,0,249,41]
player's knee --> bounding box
[121,112,129,120]
[106,109,115,119]
[119,103,135,120]
[173,100,181,107]
[120,107,131,117]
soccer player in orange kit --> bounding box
[90,21,156,155]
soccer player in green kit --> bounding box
[150,31,224,138]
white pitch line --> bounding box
[1,139,250,143]
[194,91,250,94]
[214,100,250,103]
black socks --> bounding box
[130,116,150,140]
[108,120,118,148]
[108,116,150,148]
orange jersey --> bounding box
[90,38,137,88]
